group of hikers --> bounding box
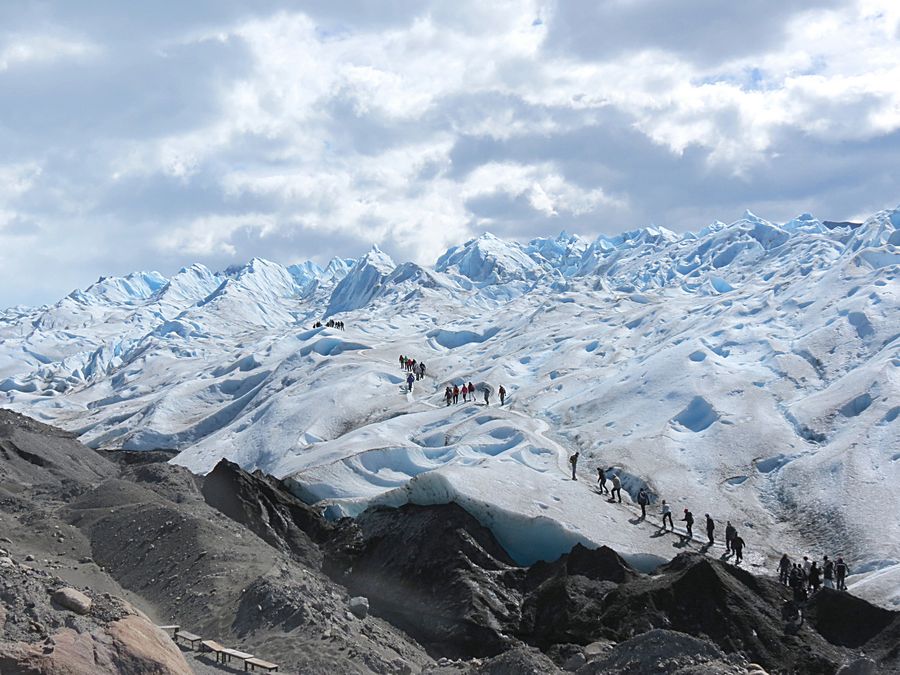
[398,354,507,405]
[779,554,850,599]
[443,382,506,406]
[312,319,345,330]
[570,453,857,590]
[569,453,749,562]
[399,354,427,391]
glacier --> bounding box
[1,206,898,607]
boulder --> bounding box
[0,619,193,675]
[349,596,369,619]
[52,588,92,615]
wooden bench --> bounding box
[200,639,227,663]
[221,647,255,664]
[174,630,202,650]
[245,657,279,672]
[157,624,180,636]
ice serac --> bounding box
[436,232,545,285]
[152,263,222,309]
[325,246,395,316]
[286,260,324,293]
[192,257,302,327]
[525,231,589,277]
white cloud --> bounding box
[0,32,97,71]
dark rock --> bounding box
[519,545,635,648]
[576,629,746,674]
[595,553,852,673]
[201,459,331,568]
[326,503,524,658]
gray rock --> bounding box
[349,596,369,619]
[52,587,92,615]
[837,658,878,675]
[564,652,586,671]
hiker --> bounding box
[637,488,649,519]
[731,532,745,563]
[399,354,405,369]
[483,387,490,406]
[499,385,506,405]
[569,452,579,480]
[467,382,475,401]
[808,562,821,593]
[660,500,673,530]
[682,509,694,539]
[452,384,460,404]
[789,565,807,603]
[462,384,468,402]
[705,514,715,545]
[802,556,811,578]
[419,362,426,379]
[445,386,453,406]
[835,557,849,591]
[778,554,792,585]
[597,467,609,494]
[406,372,415,392]
[610,472,622,502]
[725,521,736,553]
[822,556,835,589]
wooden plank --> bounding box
[245,656,279,672]
[174,630,202,647]
[201,640,226,664]
[221,647,255,663]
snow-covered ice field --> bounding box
[2,208,898,606]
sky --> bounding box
[1,1,899,308]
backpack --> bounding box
[638,492,649,505]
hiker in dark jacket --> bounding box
[731,532,745,563]
[705,514,715,545]
[682,509,694,539]
[779,554,792,585]
[835,558,850,591]
[822,556,835,589]
[725,521,736,553]
[569,452,579,480]
[808,562,821,593]
[637,488,650,519]
[597,467,609,495]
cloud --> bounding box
[0,32,97,71]
[0,0,898,308]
